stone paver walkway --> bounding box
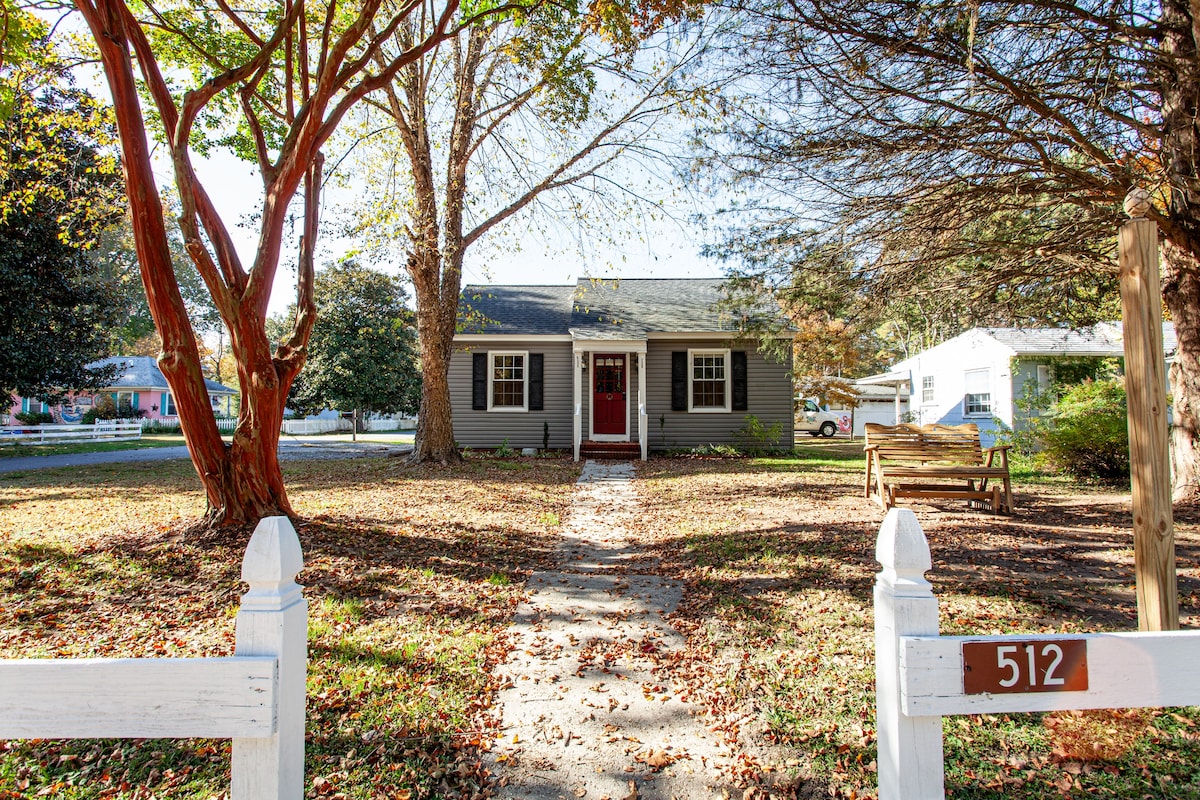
[488,461,740,800]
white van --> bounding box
[796,398,840,438]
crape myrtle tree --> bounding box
[68,0,543,526]
[287,259,420,420]
[347,6,714,463]
[703,0,1200,498]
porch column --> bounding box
[573,351,582,461]
[894,384,902,424]
[638,352,647,460]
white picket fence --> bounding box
[874,508,1200,799]
[140,417,238,433]
[0,421,142,445]
[365,415,417,432]
[0,517,308,799]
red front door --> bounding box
[592,354,627,436]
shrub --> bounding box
[14,411,53,424]
[1038,379,1129,482]
[91,394,117,420]
[735,414,784,454]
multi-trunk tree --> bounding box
[69,0,534,525]
[346,8,714,462]
[704,0,1200,497]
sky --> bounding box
[51,7,733,320]
[159,135,727,319]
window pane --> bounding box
[691,352,727,409]
[492,354,525,407]
[964,393,991,414]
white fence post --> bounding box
[875,508,944,799]
[231,517,307,800]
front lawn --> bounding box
[636,446,1200,798]
[1,448,1197,798]
[0,456,578,799]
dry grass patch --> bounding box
[635,446,1200,799]
[0,455,579,799]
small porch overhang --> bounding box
[855,370,912,424]
[570,335,648,462]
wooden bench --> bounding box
[863,423,1013,514]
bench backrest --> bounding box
[864,423,985,465]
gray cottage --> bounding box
[451,278,795,459]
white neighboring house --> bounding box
[860,323,1177,445]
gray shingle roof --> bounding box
[459,285,575,335]
[89,356,236,395]
[981,322,1177,357]
[459,278,774,338]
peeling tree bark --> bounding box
[72,0,493,523]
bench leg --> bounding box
[990,485,1001,515]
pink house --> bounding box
[8,356,236,422]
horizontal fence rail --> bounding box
[0,421,141,445]
[0,517,307,799]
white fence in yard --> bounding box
[140,417,237,433]
[0,517,308,799]
[0,421,142,445]
[365,415,417,432]
[874,508,1200,799]
[280,418,350,435]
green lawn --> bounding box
[0,434,187,459]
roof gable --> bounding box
[979,323,1177,357]
[89,356,236,395]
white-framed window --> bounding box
[1036,364,1052,399]
[488,351,527,411]
[922,375,935,403]
[688,348,730,412]
[163,393,177,416]
[963,368,992,416]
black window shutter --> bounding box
[529,353,544,410]
[671,351,687,411]
[732,351,748,411]
[472,353,487,410]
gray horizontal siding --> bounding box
[450,342,574,449]
[450,339,793,451]
[644,341,794,450]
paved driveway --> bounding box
[0,433,414,475]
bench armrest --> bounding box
[983,444,1012,468]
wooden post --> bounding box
[232,516,308,799]
[875,508,944,799]
[1118,188,1179,632]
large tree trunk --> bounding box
[411,322,460,463]
[1158,0,1200,503]
[1163,245,1200,503]
[408,241,464,464]
[79,0,307,526]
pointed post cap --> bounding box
[241,516,304,609]
[875,508,933,596]
[1124,187,1152,219]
